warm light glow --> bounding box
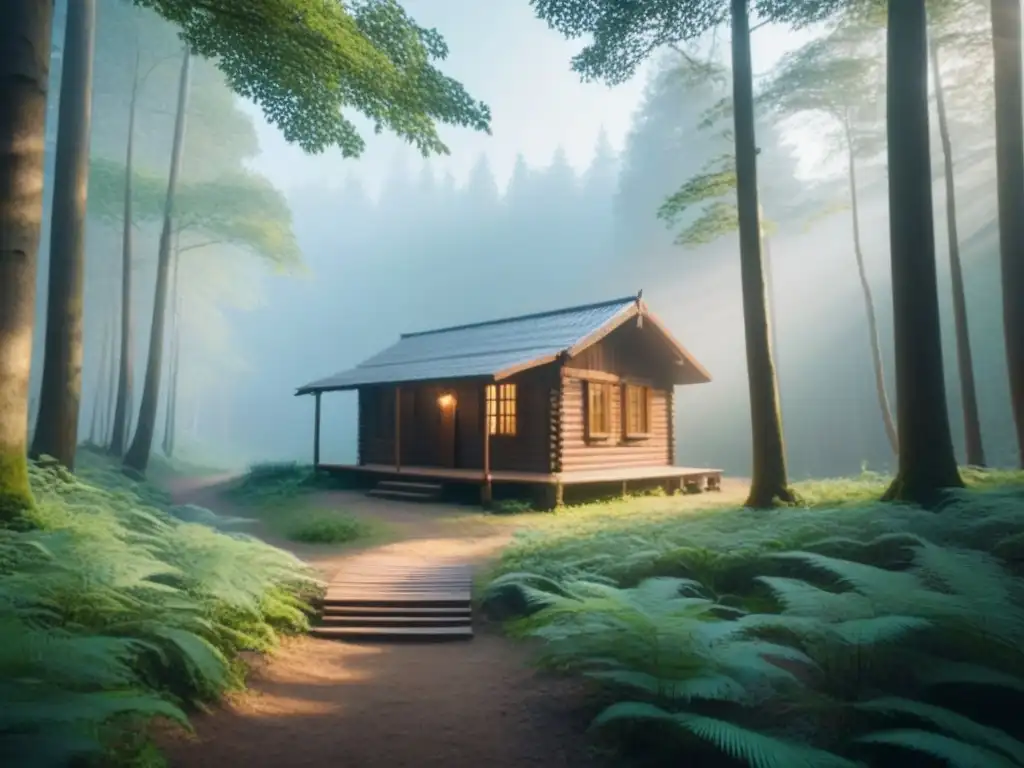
[437,393,455,409]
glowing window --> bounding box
[485,383,517,436]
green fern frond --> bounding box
[592,702,862,768]
[756,576,876,620]
[915,660,1024,692]
[585,669,749,702]
[857,729,1019,768]
[769,551,924,598]
[829,616,932,646]
[0,685,190,733]
[855,697,1024,764]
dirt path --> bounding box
[161,478,607,768]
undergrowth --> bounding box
[284,508,370,544]
[1,455,322,767]
[484,470,1024,767]
[490,469,1024,587]
[223,462,380,546]
[225,461,354,505]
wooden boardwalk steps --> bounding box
[312,556,473,642]
[367,479,443,503]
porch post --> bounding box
[313,391,322,468]
[394,385,401,472]
[481,383,492,506]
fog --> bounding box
[34,0,1016,479]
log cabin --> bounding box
[295,293,721,509]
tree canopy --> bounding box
[134,0,491,155]
[86,158,301,267]
[530,0,853,84]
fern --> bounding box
[857,730,1020,768]
[855,697,1024,764]
[513,576,817,709]
[0,455,322,763]
[592,702,861,768]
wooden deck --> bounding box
[313,555,474,642]
[321,462,722,488]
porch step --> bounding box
[377,480,443,494]
[367,479,442,503]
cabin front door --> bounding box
[437,393,457,468]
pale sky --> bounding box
[244,1,824,196]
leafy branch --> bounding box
[87,157,301,266]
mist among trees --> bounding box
[20,0,1012,490]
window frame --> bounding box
[585,381,612,440]
[486,383,518,436]
[622,383,651,438]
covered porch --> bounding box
[308,378,507,504]
[317,461,723,510]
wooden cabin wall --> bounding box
[356,372,553,473]
[401,382,485,468]
[358,386,395,465]
[488,368,555,474]
[559,321,675,472]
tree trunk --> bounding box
[103,294,118,445]
[730,0,794,508]
[88,314,111,446]
[761,221,785,430]
[109,47,141,457]
[30,0,96,471]
[166,324,181,457]
[162,232,181,457]
[930,38,986,467]
[123,48,191,475]
[989,0,1024,468]
[882,0,964,504]
[844,119,898,458]
[0,2,55,519]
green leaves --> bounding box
[658,153,740,246]
[593,702,863,768]
[758,22,886,163]
[88,158,301,266]
[531,0,859,86]
[133,0,491,155]
[87,157,166,224]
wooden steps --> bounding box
[312,557,473,642]
[366,479,443,503]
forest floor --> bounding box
[156,477,756,768]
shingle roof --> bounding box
[295,296,639,394]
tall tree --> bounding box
[726,0,792,506]
[30,0,97,470]
[103,298,118,446]
[929,29,985,466]
[989,0,1024,467]
[123,47,191,475]
[882,0,964,501]
[87,314,111,446]
[759,29,899,456]
[109,42,142,458]
[161,233,183,458]
[0,2,54,519]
